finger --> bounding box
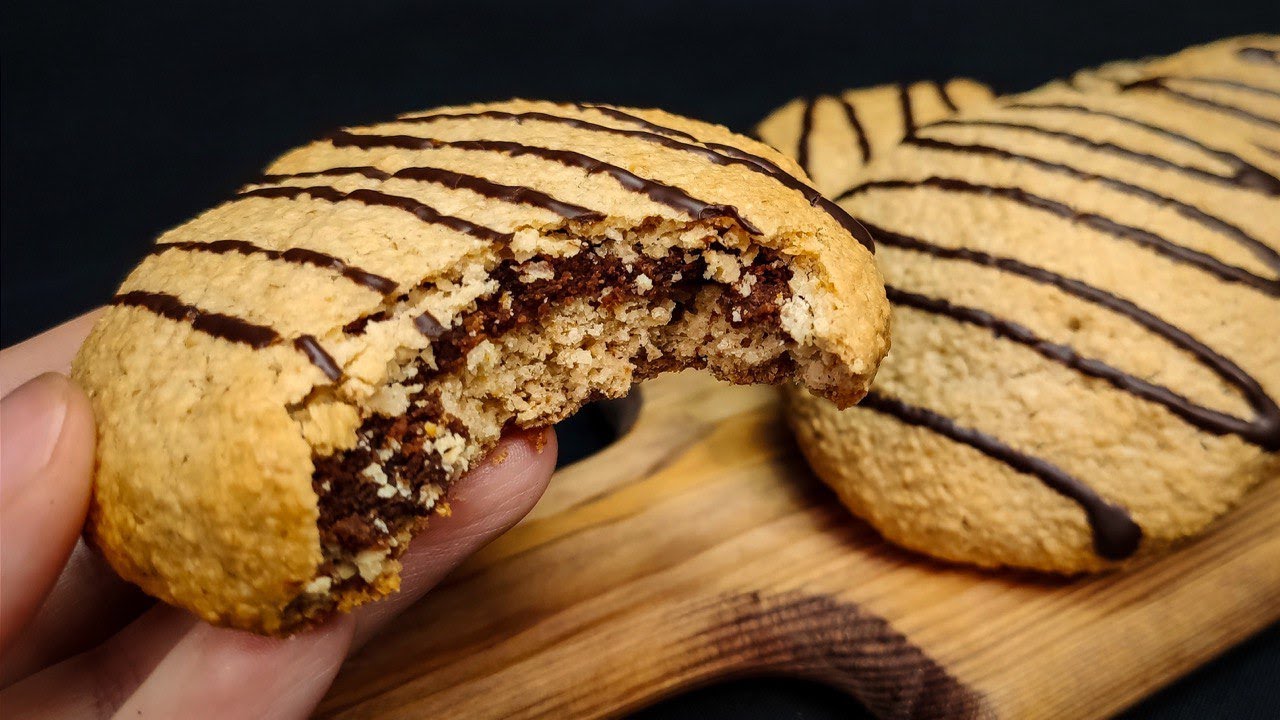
[352,427,557,647]
[112,611,354,719]
[0,309,103,396]
[0,539,151,688]
[0,374,96,654]
[0,311,152,685]
[1,603,354,720]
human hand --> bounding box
[0,311,557,718]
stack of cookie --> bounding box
[760,35,1279,573]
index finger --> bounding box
[0,310,104,396]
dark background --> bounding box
[2,1,1278,717]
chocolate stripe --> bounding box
[840,177,1279,294]
[836,94,872,163]
[1122,78,1280,130]
[935,80,959,113]
[567,106,878,252]
[860,391,1144,560]
[572,103,785,174]
[1001,102,1280,194]
[931,112,1280,193]
[1239,47,1280,65]
[797,97,816,175]
[899,83,917,137]
[113,290,280,348]
[867,223,1280,450]
[151,239,398,294]
[260,165,604,222]
[238,184,512,244]
[391,167,605,222]
[327,129,761,234]
[902,133,1280,276]
[887,286,1275,445]
[385,107,876,251]
[258,165,391,182]
[572,103,700,141]
[294,335,343,381]
[113,291,345,379]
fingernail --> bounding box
[1,373,72,499]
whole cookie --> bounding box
[73,100,890,634]
[755,79,995,196]
[765,36,1280,573]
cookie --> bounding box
[755,79,995,196]
[72,100,891,634]
[764,36,1280,573]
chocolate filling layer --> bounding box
[309,242,794,594]
[312,393,467,553]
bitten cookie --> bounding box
[755,79,995,196]
[764,36,1280,573]
[73,100,891,634]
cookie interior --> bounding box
[283,216,825,625]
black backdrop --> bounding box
[2,1,1278,717]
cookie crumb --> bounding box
[532,427,551,453]
[354,548,389,582]
[303,576,333,595]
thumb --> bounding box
[1,374,96,654]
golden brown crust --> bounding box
[72,100,890,633]
[768,37,1280,573]
[77,310,325,632]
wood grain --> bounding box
[316,372,1280,719]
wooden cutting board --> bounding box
[316,371,1280,720]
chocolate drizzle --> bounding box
[852,217,1280,557]
[581,105,878,252]
[835,95,872,163]
[797,97,816,174]
[385,106,876,252]
[238,184,512,244]
[572,103,703,141]
[898,83,917,137]
[294,335,343,381]
[112,290,345,379]
[151,239,398,294]
[258,165,390,182]
[869,223,1280,449]
[899,133,1280,282]
[113,290,279,348]
[1121,77,1280,130]
[1001,102,1280,194]
[888,286,1279,448]
[860,391,1144,560]
[935,80,959,113]
[326,130,760,234]
[841,177,1279,294]
[259,165,604,222]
